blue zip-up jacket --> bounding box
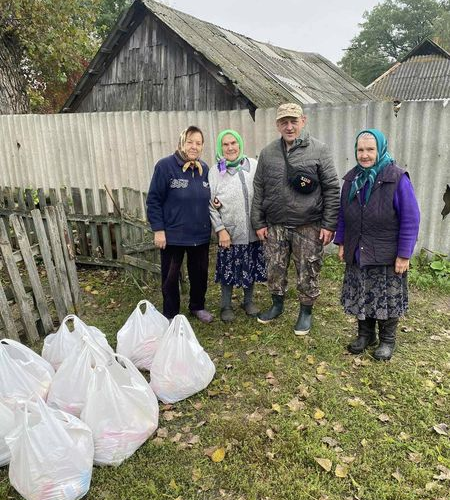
[146,153,211,246]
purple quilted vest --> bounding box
[341,162,406,266]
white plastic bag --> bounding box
[42,314,113,371]
[81,354,159,466]
[116,300,169,371]
[6,398,94,500]
[0,400,15,467]
[150,314,215,403]
[0,339,54,405]
[47,335,111,417]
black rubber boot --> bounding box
[220,284,235,322]
[257,295,284,324]
[294,304,313,336]
[374,318,398,361]
[347,318,377,354]
[241,285,259,317]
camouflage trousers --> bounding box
[264,223,324,305]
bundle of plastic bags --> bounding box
[0,339,54,404]
[116,300,169,371]
[47,335,111,417]
[81,354,159,466]
[6,397,94,500]
[150,315,215,403]
[42,314,113,371]
[0,400,15,467]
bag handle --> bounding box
[136,300,154,315]
[81,334,113,365]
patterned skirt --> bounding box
[215,241,267,288]
[341,263,408,320]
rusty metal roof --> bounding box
[368,39,450,101]
[141,0,374,107]
[63,0,375,112]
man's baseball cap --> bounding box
[276,102,304,121]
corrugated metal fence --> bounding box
[0,101,449,254]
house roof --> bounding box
[367,38,450,102]
[62,0,374,112]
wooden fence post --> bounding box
[0,276,20,341]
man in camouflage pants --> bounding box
[251,103,340,335]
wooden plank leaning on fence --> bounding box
[31,209,68,322]
[0,219,39,343]
[10,214,54,333]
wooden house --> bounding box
[62,0,375,117]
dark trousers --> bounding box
[160,243,210,319]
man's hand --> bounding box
[338,244,344,262]
[218,229,231,248]
[256,227,268,241]
[395,257,410,274]
[154,230,166,249]
[319,228,334,246]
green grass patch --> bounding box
[1,260,449,500]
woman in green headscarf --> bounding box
[334,129,420,360]
[208,130,266,322]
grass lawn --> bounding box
[1,256,449,500]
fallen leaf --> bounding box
[169,478,179,491]
[316,374,326,382]
[245,349,255,355]
[433,423,449,436]
[170,433,182,443]
[192,468,202,482]
[335,464,349,478]
[297,385,310,399]
[268,348,278,356]
[156,427,168,438]
[196,420,206,428]
[286,397,304,412]
[378,413,390,423]
[398,431,410,440]
[223,352,233,359]
[266,428,276,440]
[247,410,264,423]
[207,389,220,397]
[182,425,192,433]
[333,422,345,433]
[306,355,315,365]
[152,437,164,446]
[322,436,338,447]
[293,350,301,359]
[314,457,332,472]
[408,452,422,463]
[341,456,356,464]
[91,290,99,295]
[360,438,368,447]
[266,451,276,460]
[211,447,226,463]
[391,470,403,482]
[187,434,200,446]
[272,403,282,413]
[204,446,217,457]
[163,411,175,421]
[425,481,438,491]
[433,465,450,481]
[316,363,327,375]
[242,381,253,388]
[347,397,364,407]
[314,408,325,420]
[266,372,278,386]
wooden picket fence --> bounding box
[0,185,159,274]
[0,185,158,343]
[0,206,80,342]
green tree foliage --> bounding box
[339,0,450,85]
[0,0,131,113]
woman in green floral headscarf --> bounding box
[208,130,266,322]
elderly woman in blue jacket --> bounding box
[146,126,213,323]
[209,129,266,322]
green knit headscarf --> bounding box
[215,129,246,169]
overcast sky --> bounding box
[168,0,381,64]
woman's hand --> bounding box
[218,229,231,248]
[256,227,268,241]
[395,257,410,274]
[338,244,344,262]
[154,230,166,250]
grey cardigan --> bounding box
[208,157,259,245]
